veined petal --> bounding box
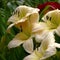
[8,5,39,23]
[55,25,60,36]
[23,37,33,53]
[38,31,56,59]
[24,31,56,60]
[42,9,60,22]
[28,12,39,24]
[40,46,56,60]
[38,31,55,52]
[32,22,49,43]
[8,32,29,48]
[34,30,49,43]
[32,22,48,33]
[42,9,60,28]
[7,17,27,30]
[7,6,39,31]
[8,5,30,23]
[8,14,19,23]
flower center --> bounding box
[46,20,58,30]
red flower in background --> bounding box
[37,2,60,13]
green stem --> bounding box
[39,5,53,21]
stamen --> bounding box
[50,17,52,21]
[46,16,49,20]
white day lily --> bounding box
[24,31,60,60]
[42,9,60,36]
[7,5,40,53]
[23,9,60,60]
[7,5,39,29]
[33,9,60,43]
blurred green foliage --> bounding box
[0,0,60,60]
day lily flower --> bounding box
[24,9,60,60]
[34,9,60,42]
[24,31,60,60]
[7,5,39,53]
[8,5,39,29]
[42,9,60,35]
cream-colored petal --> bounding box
[7,23,15,30]
[8,5,39,23]
[24,31,57,60]
[8,32,28,48]
[40,46,56,60]
[8,39,24,49]
[7,5,39,32]
[28,12,39,24]
[7,17,27,29]
[7,12,39,32]
[42,9,60,22]
[55,25,60,36]
[38,31,56,59]
[23,52,39,60]
[54,43,60,48]
[32,22,48,33]
[8,6,29,23]
[32,22,49,43]
[34,30,49,43]
[49,9,60,25]
[38,31,55,52]
[8,14,19,23]
[23,37,33,53]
